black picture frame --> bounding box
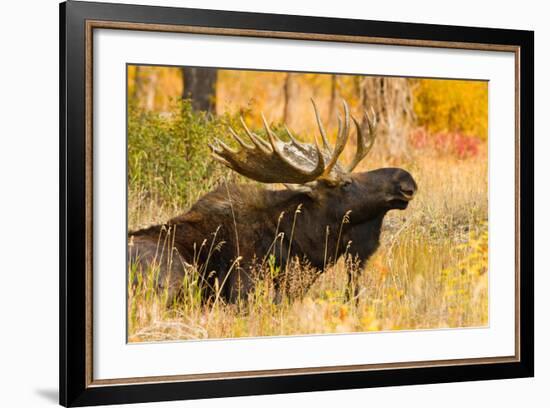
[60,1,534,406]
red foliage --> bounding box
[409,128,481,159]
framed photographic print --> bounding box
[59,1,534,406]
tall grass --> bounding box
[127,103,488,342]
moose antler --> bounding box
[347,106,377,172]
[209,99,377,186]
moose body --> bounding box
[128,101,417,303]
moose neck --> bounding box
[267,190,389,269]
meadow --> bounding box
[127,86,488,342]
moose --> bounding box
[128,100,417,303]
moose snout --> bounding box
[363,168,418,205]
[396,171,418,201]
[398,181,417,200]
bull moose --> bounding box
[128,100,417,303]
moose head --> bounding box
[209,99,417,227]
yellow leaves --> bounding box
[438,223,489,326]
[128,65,488,164]
[414,79,488,140]
[461,223,489,277]
[360,307,381,332]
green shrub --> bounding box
[128,99,236,212]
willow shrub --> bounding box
[128,99,236,212]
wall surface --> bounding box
[0,0,545,407]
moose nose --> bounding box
[399,182,417,200]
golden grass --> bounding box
[127,152,488,342]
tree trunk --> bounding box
[181,67,218,113]
[360,77,415,157]
[282,73,297,125]
[328,74,339,125]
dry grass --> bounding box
[127,151,488,342]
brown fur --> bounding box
[129,168,417,303]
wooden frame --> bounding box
[60,1,534,406]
